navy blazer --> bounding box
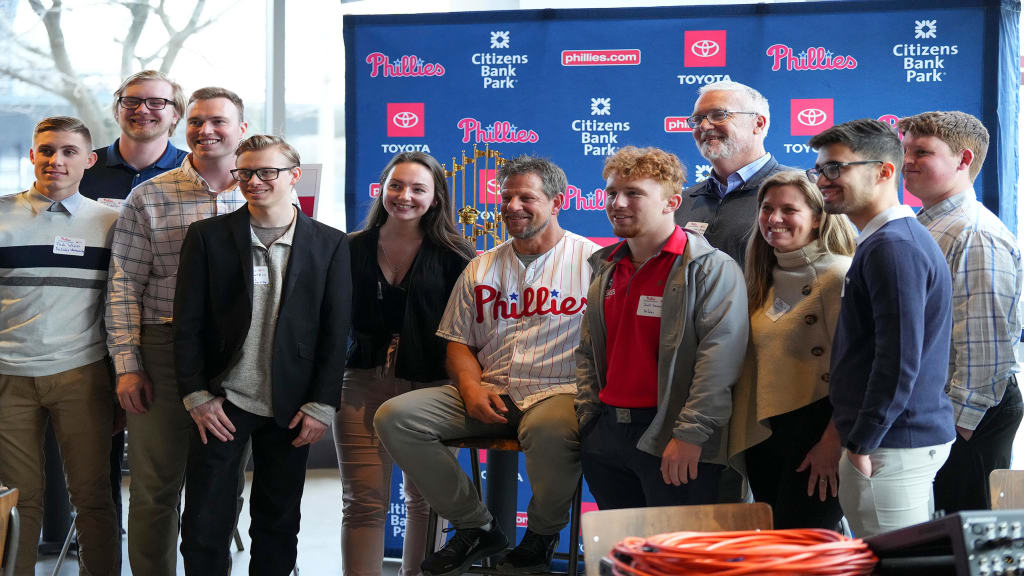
[173,205,352,426]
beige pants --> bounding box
[0,359,118,576]
[335,337,449,576]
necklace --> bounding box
[378,241,402,284]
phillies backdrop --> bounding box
[343,0,1020,557]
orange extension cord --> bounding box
[607,528,878,576]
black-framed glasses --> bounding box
[117,96,175,111]
[686,110,759,129]
[806,161,884,183]
[230,167,297,182]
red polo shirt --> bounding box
[600,226,688,408]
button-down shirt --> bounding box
[917,189,1023,430]
[708,153,771,197]
[106,157,246,375]
[856,203,917,244]
[80,139,188,204]
[36,187,84,215]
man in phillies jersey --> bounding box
[576,146,748,508]
[376,155,597,576]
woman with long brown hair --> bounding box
[730,170,856,529]
[336,152,475,576]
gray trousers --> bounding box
[374,386,580,535]
[838,442,952,538]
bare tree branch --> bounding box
[119,0,151,78]
[0,65,60,93]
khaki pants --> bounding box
[838,442,952,538]
[374,386,580,535]
[125,325,197,576]
[0,359,118,576]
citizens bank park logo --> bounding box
[561,49,641,66]
[366,52,445,78]
[684,31,726,67]
[387,103,424,138]
[790,99,833,136]
[767,45,858,72]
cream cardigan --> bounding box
[728,241,852,464]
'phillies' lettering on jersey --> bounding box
[474,285,587,322]
[437,231,598,409]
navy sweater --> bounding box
[830,216,955,453]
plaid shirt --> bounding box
[106,158,246,375]
[917,189,1023,430]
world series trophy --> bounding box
[445,144,507,251]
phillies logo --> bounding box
[474,285,586,323]
[664,117,693,133]
[766,45,858,71]
[790,99,833,136]
[457,118,539,144]
[387,103,424,138]
[684,31,726,67]
[369,183,381,198]
[479,168,500,203]
[366,52,445,77]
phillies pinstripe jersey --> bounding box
[437,231,598,409]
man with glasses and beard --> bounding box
[807,118,954,537]
[674,80,791,269]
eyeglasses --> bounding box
[686,110,759,129]
[805,161,884,183]
[230,167,297,182]
[118,96,175,111]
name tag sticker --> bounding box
[53,236,85,256]
[684,221,709,235]
[765,296,791,322]
[637,295,663,318]
[98,198,126,209]
[253,265,270,285]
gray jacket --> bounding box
[574,230,748,464]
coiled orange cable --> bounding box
[607,528,878,576]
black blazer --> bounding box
[346,227,470,383]
[173,206,352,426]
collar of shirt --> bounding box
[708,153,772,197]
[183,155,240,196]
[856,203,917,245]
[105,138,184,172]
[915,188,974,227]
[27,185,83,215]
[608,225,688,262]
[249,207,299,248]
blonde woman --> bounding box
[730,170,856,529]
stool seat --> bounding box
[444,437,521,452]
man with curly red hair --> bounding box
[575,146,748,508]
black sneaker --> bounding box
[497,529,559,573]
[421,523,509,576]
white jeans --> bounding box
[838,442,952,538]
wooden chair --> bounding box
[989,469,1024,509]
[0,487,20,576]
[580,502,773,576]
[425,438,583,576]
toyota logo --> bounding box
[797,108,827,127]
[690,40,720,58]
[392,111,420,128]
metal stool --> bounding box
[425,438,582,576]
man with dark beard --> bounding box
[674,81,791,269]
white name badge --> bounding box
[684,221,709,235]
[637,295,663,318]
[98,198,126,209]
[253,266,270,285]
[53,235,85,256]
[764,296,791,322]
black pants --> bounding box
[181,401,310,576]
[744,397,843,530]
[581,404,723,509]
[934,378,1023,513]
